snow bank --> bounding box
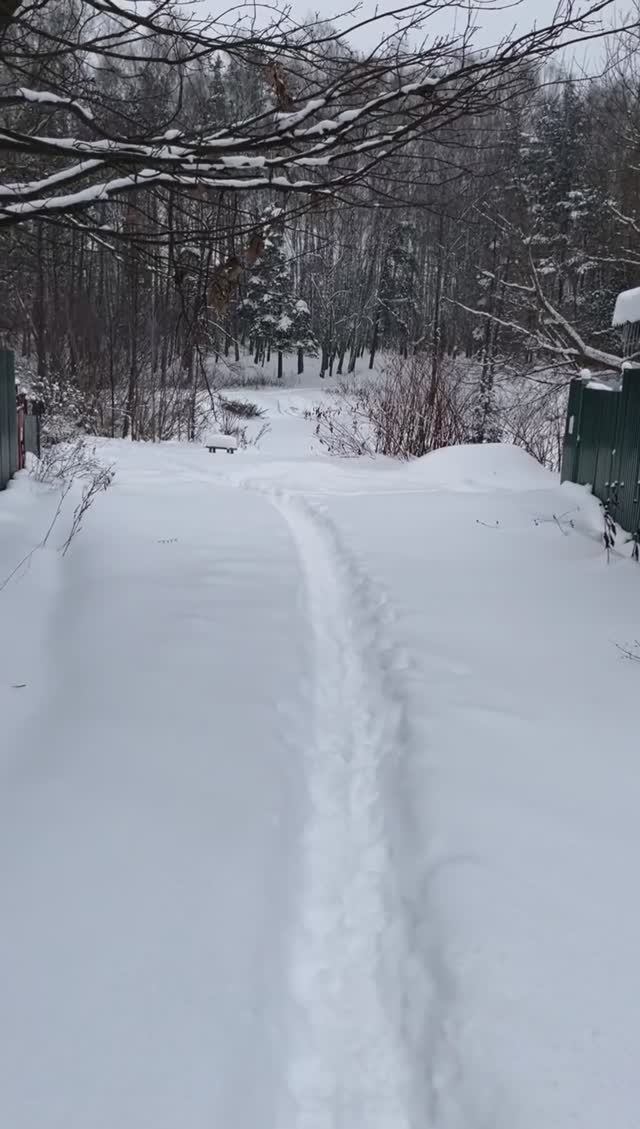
[323,468,640,1129]
[612,285,640,326]
[407,442,554,491]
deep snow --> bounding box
[1,385,640,1129]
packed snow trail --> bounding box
[256,489,443,1129]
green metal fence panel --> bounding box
[5,351,17,475]
[562,368,640,533]
[560,380,584,483]
[611,367,640,533]
[591,387,620,501]
[0,350,12,490]
[574,384,604,488]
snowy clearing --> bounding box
[1,387,640,1129]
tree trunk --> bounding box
[35,225,47,380]
[369,310,379,369]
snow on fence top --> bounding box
[612,286,640,327]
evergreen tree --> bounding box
[241,208,316,378]
[291,299,317,374]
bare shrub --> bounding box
[31,437,104,484]
[314,355,472,459]
[370,356,472,456]
[499,372,569,471]
[244,422,271,448]
[31,437,115,555]
[220,372,281,390]
[217,395,265,419]
[310,400,375,457]
[2,439,114,590]
[61,463,115,556]
[198,401,271,449]
[208,360,282,391]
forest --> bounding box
[0,0,637,466]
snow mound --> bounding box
[407,442,554,492]
[612,286,640,327]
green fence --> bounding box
[0,348,17,491]
[561,365,640,532]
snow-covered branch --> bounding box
[0,0,620,225]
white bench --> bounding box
[204,433,238,455]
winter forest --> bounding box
[0,0,637,465]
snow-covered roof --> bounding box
[612,286,640,327]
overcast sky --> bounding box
[209,0,625,67]
[297,0,567,43]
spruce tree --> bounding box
[241,207,317,378]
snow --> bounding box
[220,155,267,168]
[203,431,238,449]
[16,88,94,120]
[274,98,327,128]
[0,171,319,219]
[0,159,103,199]
[612,285,640,326]
[2,380,640,1129]
[407,442,552,491]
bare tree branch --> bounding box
[0,0,621,225]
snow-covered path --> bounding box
[0,469,312,1128]
[0,452,443,1129]
[3,400,640,1129]
[263,490,435,1129]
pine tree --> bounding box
[241,207,316,378]
[291,299,317,374]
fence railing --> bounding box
[561,364,640,533]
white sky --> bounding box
[319,0,624,58]
[201,0,627,68]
